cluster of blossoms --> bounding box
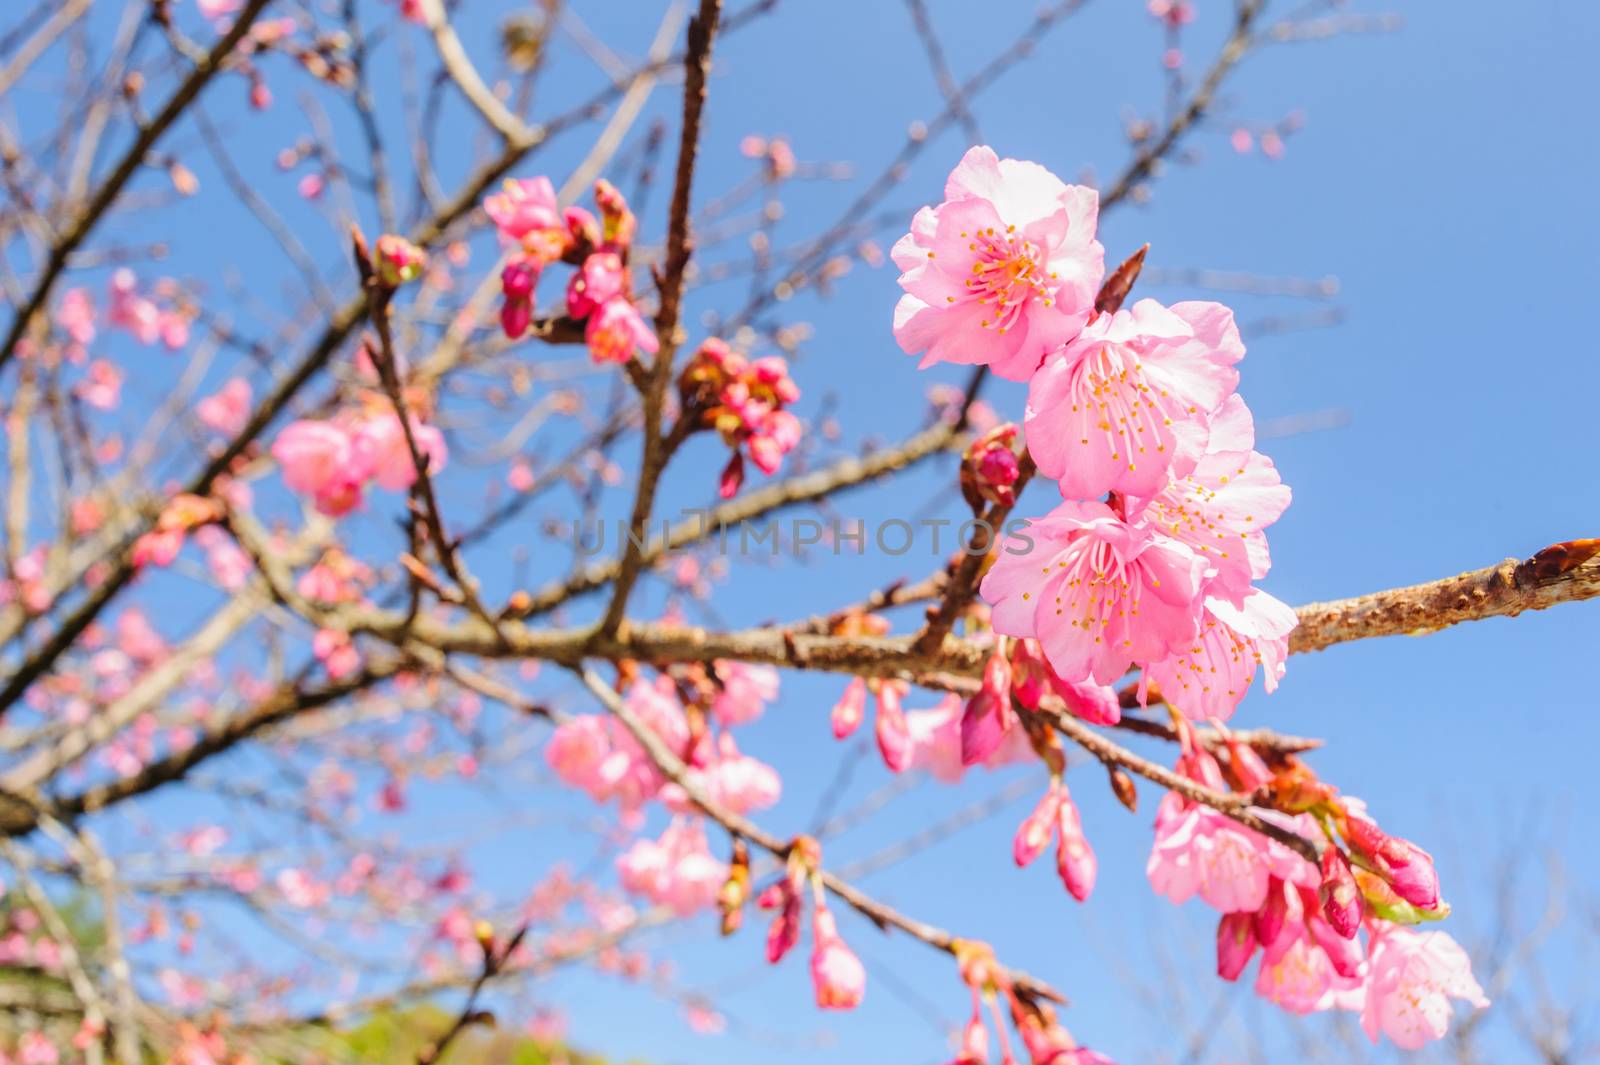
[271,397,447,517]
[882,146,1485,1049]
[41,270,196,414]
[745,837,867,1011]
[1148,727,1485,1046]
[676,338,803,497]
[893,145,1292,721]
[488,176,658,367]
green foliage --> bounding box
[272,1004,625,1065]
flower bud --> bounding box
[375,235,427,287]
[1216,911,1257,981]
[830,677,866,739]
[873,682,914,773]
[810,907,866,1009]
[1318,848,1363,940]
[1012,787,1062,868]
[960,648,1015,766]
[1252,876,1288,949]
[1055,792,1096,901]
[959,423,1021,510]
[764,888,801,964]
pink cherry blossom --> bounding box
[566,251,626,319]
[980,500,1206,685]
[1144,589,1298,721]
[271,420,368,513]
[665,734,780,815]
[57,287,96,345]
[892,146,1104,381]
[1147,792,1274,913]
[710,661,779,725]
[1127,394,1289,595]
[831,677,866,738]
[196,377,252,436]
[1010,638,1121,725]
[352,413,449,491]
[1360,925,1487,1048]
[585,297,658,364]
[1055,789,1096,901]
[75,359,123,410]
[545,678,691,809]
[616,820,727,916]
[500,258,540,339]
[1253,928,1365,1015]
[484,176,566,259]
[1024,299,1244,499]
[906,694,1032,784]
[313,628,359,679]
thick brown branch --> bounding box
[1290,539,1600,654]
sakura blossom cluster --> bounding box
[894,145,1293,722]
[1148,728,1485,1047]
[749,837,866,1012]
[676,337,803,497]
[271,390,447,517]
[489,176,658,368]
[884,146,1484,1050]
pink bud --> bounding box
[810,907,865,1009]
[1383,840,1441,910]
[1012,787,1062,867]
[1216,911,1257,981]
[959,692,1005,767]
[831,677,866,739]
[873,683,913,773]
[960,1012,989,1064]
[1318,849,1363,940]
[765,889,801,964]
[1252,876,1288,949]
[501,259,539,300]
[1305,908,1365,979]
[1054,792,1096,901]
[566,251,625,319]
[718,452,745,499]
[500,296,531,340]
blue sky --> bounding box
[9,0,1599,1061]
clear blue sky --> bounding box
[12,0,1599,1061]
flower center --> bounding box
[958,226,1055,332]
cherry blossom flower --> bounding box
[981,499,1207,685]
[907,694,1032,784]
[1147,792,1278,913]
[1144,589,1298,721]
[1126,394,1289,599]
[75,359,123,410]
[1024,299,1244,500]
[585,297,659,364]
[566,251,626,319]
[484,177,567,259]
[57,287,96,345]
[1361,925,1488,1048]
[892,146,1104,380]
[196,377,252,436]
[710,661,779,725]
[352,412,449,491]
[616,820,727,916]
